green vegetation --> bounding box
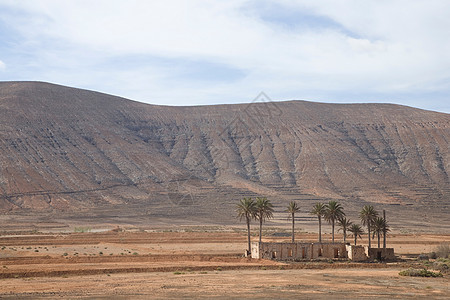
[399,268,443,277]
[324,201,345,243]
[372,217,390,248]
[173,271,185,275]
[74,227,92,233]
[255,197,274,244]
[349,224,364,245]
[337,217,352,243]
[310,203,326,243]
[360,205,378,248]
[236,197,257,254]
[286,201,300,243]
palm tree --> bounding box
[255,197,274,244]
[324,201,345,243]
[359,205,378,249]
[310,202,326,243]
[236,197,256,254]
[349,224,364,245]
[337,217,352,243]
[286,201,300,243]
[372,217,390,248]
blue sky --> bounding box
[0,0,449,113]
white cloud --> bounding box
[0,0,449,112]
[0,60,5,70]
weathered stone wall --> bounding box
[251,242,348,260]
[367,248,395,260]
[346,245,367,261]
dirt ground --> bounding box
[0,230,449,299]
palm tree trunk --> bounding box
[377,232,380,248]
[331,220,335,243]
[246,217,251,254]
[318,216,322,243]
[259,216,263,244]
[291,213,295,243]
[368,223,371,248]
[343,230,346,243]
[354,235,357,245]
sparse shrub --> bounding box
[34,249,39,252]
[434,243,450,259]
[132,252,138,255]
[429,252,437,259]
[74,227,92,233]
[173,271,184,275]
[63,253,68,256]
[99,251,103,255]
[399,268,443,277]
[417,254,429,260]
[216,267,222,271]
[433,258,450,274]
[199,271,208,274]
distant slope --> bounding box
[0,82,449,226]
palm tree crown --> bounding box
[348,224,364,245]
[372,217,390,248]
[324,201,345,243]
[255,197,274,243]
[337,217,352,243]
[286,201,300,243]
[236,197,257,254]
[359,205,378,248]
[310,202,327,243]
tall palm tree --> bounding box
[359,205,378,249]
[236,197,256,254]
[349,224,364,245]
[324,201,345,243]
[337,217,352,243]
[255,197,274,244]
[310,202,326,243]
[286,201,300,243]
[372,217,390,248]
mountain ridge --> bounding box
[0,81,448,227]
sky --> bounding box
[0,0,449,113]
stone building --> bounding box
[251,242,347,260]
[251,242,395,261]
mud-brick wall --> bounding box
[310,243,348,259]
[252,242,347,260]
[367,248,395,260]
[346,245,367,261]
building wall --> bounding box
[346,245,367,261]
[251,242,347,260]
[367,248,395,260]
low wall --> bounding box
[367,248,395,260]
[346,245,367,261]
[251,242,347,260]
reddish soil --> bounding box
[0,231,448,298]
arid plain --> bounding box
[0,226,449,299]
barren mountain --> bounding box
[0,82,449,227]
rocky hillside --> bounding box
[0,82,448,225]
